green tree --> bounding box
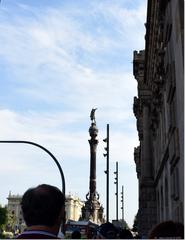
[7,211,16,231]
[0,205,8,238]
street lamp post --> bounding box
[121,185,124,227]
[103,124,109,222]
[114,161,118,221]
[0,140,66,232]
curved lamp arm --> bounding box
[0,140,65,196]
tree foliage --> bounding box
[0,205,8,238]
[0,205,7,227]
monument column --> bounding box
[89,124,98,201]
[82,109,104,224]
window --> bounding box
[165,24,172,44]
[157,190,160,222]
[165,178,169,206]
[161,186,164,220]
[165,178,169,219]
[171,167,179,201]
[174,168,179,200]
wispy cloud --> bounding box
[0,0,145,100]
[0,109,138,162]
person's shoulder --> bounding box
[16,232,60,239]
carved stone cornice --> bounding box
[139,87,152,108]
[150,73,164,137]
[150,32,165,131]
[133,50,145,83]
[152,2,165,90]
[134,86,152,140]
[133,97,143,140]
[150,107,159,138]
[133,96,141,118]
[137,118,143,141]
[154,42,165,88]
[134,146,141,179]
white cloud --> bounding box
[93,0,147,49]
[0,109,138,162]
[0,1,144,112]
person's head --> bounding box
[119,228,133,239]
[97,222,118,239]
[149,221,184,239]
[21,184,65,232]
[71,230,81,239]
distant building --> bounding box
[7,192,25,230]
[133,0,184,237]
[7,192,84,229]
[65,194,84,221]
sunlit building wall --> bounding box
[133,0,184,237]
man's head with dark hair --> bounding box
[97,222,118,239]
[21,184,65,229]
[149,221,184,239]
[119,229,133,239]
[71,230,81,239]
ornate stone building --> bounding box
[65,194,84,221]
[7,192,25,231]
[133,0,184,237]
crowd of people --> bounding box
[15,184,184,239]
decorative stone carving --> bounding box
[134,146,141,178]
[133,97,143,140]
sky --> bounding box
[0,0,147,227]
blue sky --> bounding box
[0,0,147,227]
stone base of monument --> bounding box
[82,198,104,224]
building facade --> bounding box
[7,192,25,231]
[133,0,184,237]
[65,194,84,221]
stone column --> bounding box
[142,102,153,179]
[139,98,157,238]
[88,123,98,201]
[81,111,104,224]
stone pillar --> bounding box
[139,99,157,238]
[82,110,104,224]
[142,102,153,179]
[88,123,98,201]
